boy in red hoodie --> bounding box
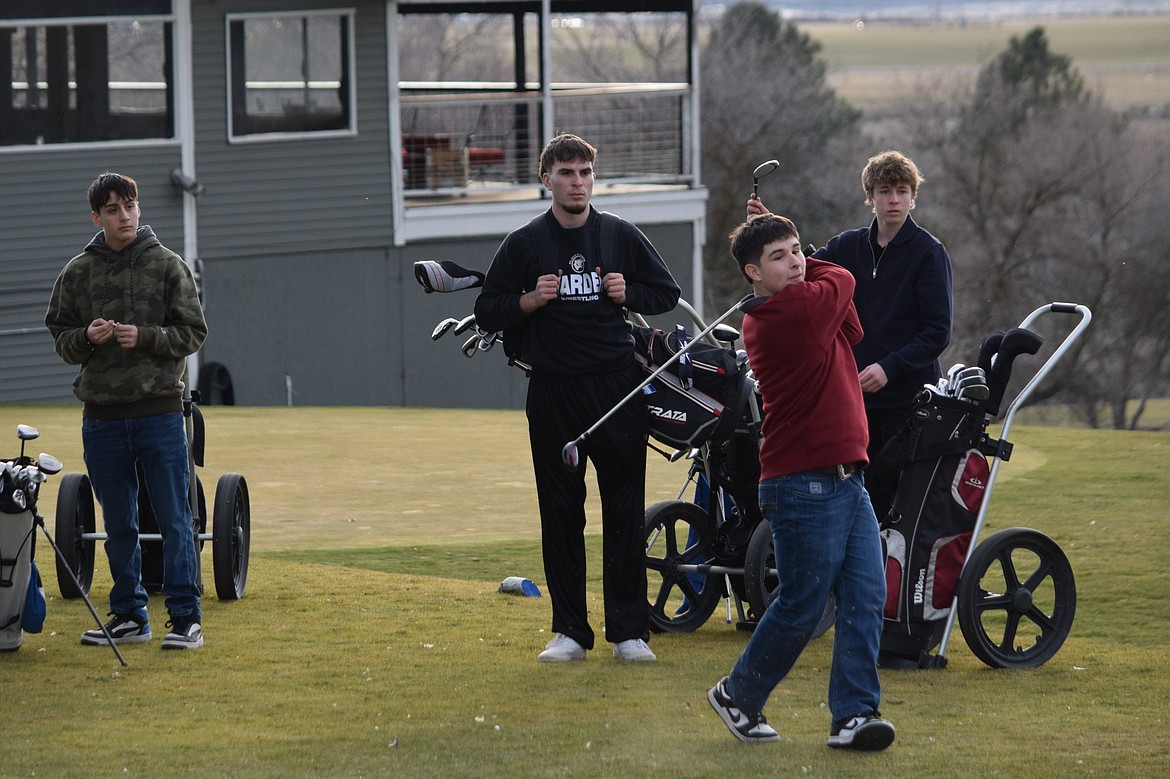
[706,214,894,750]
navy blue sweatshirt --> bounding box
[812,214,952,410]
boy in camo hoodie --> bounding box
[46,172,208,650]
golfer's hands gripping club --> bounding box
[747,194,771,218]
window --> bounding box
[1,19,173,147]
[227,10,355,141]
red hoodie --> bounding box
[741,258,869,480]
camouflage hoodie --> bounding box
[45,226,208,415]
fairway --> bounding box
[2,404,1168,776]
[801,15,1170,112]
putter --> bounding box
[431,317,460,341]
[752,159,780,198]
[561,293,753,471]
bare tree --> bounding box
[699,3,862,314]
[896,27,1170,428]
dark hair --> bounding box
[539,133,597,178]
[87,172,139,213]
[728,213,800,282]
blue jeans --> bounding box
[726,470,884,725]
[82,413,201,619]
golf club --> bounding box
[431,317,460,341]
[752,159,780,197]
[461,333,480,358]
[561,293,754,471]
[452,313,478,336]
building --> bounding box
[0,0,706,408]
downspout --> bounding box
[173,0,200,391]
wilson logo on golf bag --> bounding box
[878,392,1004,665]
[632,325,754,450]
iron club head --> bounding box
[452,313,478,336]
[431,317,460,341]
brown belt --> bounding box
[812,462,862,479]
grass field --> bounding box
[800,16,1170,113]
[1,404,1167,777]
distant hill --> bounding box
[698,0,1170,21]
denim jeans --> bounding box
[82,413,201,619]
[726,470,884,725]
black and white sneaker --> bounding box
[827,713,896,750]
[81,610,151,645]
[707,677,779,743]
[161,614,204,650]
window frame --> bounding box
[0,13,177,151]
[224,8,358,145]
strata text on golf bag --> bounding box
[878,392,1012,667]
[632,325,754,450]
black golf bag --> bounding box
[877,391,1012,668]
[632,325,754,451]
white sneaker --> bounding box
[537,634,587,662]
[613,638,657,662]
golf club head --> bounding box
[431,317,459,341]
[452,313,478,336]
[478,332,497,352]
[37,453,63,475]
[752,159,780,184]
[958,382,990,402]
[561,439,581,471]
[461,334,480,358]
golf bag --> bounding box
[632,325,754,451]
[0,470,38,651]
[878,391,1011,667]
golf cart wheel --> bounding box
[957,527,1076,669]
[644,500,721,633]
[212,473,250,600]
[743,520,836,638]
[54,472,96,599]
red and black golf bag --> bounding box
[877,391,1012,668]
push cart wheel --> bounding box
[212,473,250,600]
[644,500,721,633]
[743,520,836,637]
[54,472,96,599]
[957,527,1076,669]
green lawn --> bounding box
[2,405,1167,777]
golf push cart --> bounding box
[412,250,1090,671]
[52,390,251,603]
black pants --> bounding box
[526,365,649,650]
[865,406,912,524]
